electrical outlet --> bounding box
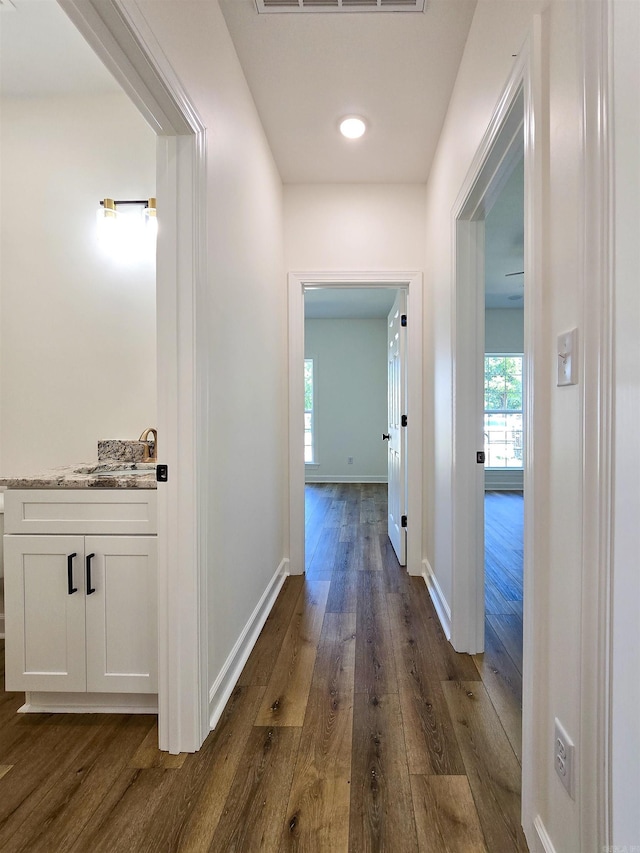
[347,456,354,465]
[554,718,575,798]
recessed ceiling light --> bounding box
[339,116,366,140]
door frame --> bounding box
[288,271,423,576]
[451,78,525,655]
[451,26,541,842]
[60,0,209,753]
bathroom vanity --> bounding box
[1,462,158,714]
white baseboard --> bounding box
[20,692,158,714]
[484,470,524,491]
[533,815,557,853]
[422,558,452,640]
[208,558,289,731]
[304,474,388,484]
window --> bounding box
[484,354,523,468]
[304,358,315,463]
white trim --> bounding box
[452,86,525,654]
[59,0,209,754]
[288,272,424,577]
[484,470,524,491]
[579,0,614,848]
[208,560,289,729]
[422,558,451,640]
[20,692,158,715]
[520,17,546,852]
[305,475,388,484]
[533,815,557,853]
[58,0,194,135]
[451,27,542,852]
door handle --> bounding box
[86,553,96,595]
[67,553,78,595]
[382,433,390,441]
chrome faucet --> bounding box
[138,427,158,463]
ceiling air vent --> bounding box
[256,0,425,12]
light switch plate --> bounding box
[557,328,578,386]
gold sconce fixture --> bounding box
[96,197,157,260]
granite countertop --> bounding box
[0,460,157,490]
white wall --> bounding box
[136,1,286,703]
[0,93,156,475]
[611,0,640,843]
[423,0,600,848]
[305,318,387,482]
[485,308,524,352]
[284,184,426,271]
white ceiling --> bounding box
[484,156,525,309]
[0,0,120,97]
[218,0,477,183]
[305,287,397,318]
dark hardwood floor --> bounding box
[485,491,524,662]
[479,489,524,763]
[0,483,527,852]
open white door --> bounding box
[387,290,407,565]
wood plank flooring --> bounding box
[0,483,527,852]
[478,490,524,762]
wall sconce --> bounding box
[96,197,157,261]
[144,197,157,240]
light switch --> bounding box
[557,328,578,386]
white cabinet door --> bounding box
[84,536,157,694]
[4,535,86,692]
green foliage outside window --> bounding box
[484,356,522,411]
[304,359,313,411]
[304,359,314,463]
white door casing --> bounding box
[387,290,407,565]
[452,83,524,657]
[288,272,423,577]
[59,0,209,753]
[450,24,547,850]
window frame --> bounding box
[483,352,524,470]
[304,356,317,465]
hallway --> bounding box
[0,484,526,851]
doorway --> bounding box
[482,155,525,756]
[288,272,423,578]
[451,37,539,834]
[451,80,525,650]
[61,0,209,753]
[303,287,410,564]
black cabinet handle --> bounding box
[382,433,390,441]
[67,553,78,595]
[86,553,96,595]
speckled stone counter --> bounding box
[0,460,157,490]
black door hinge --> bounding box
[401,414,408,427]
[401,515,408,528]
[401,314,407,327]
[156,464,169,482]
[476,451,486,464]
